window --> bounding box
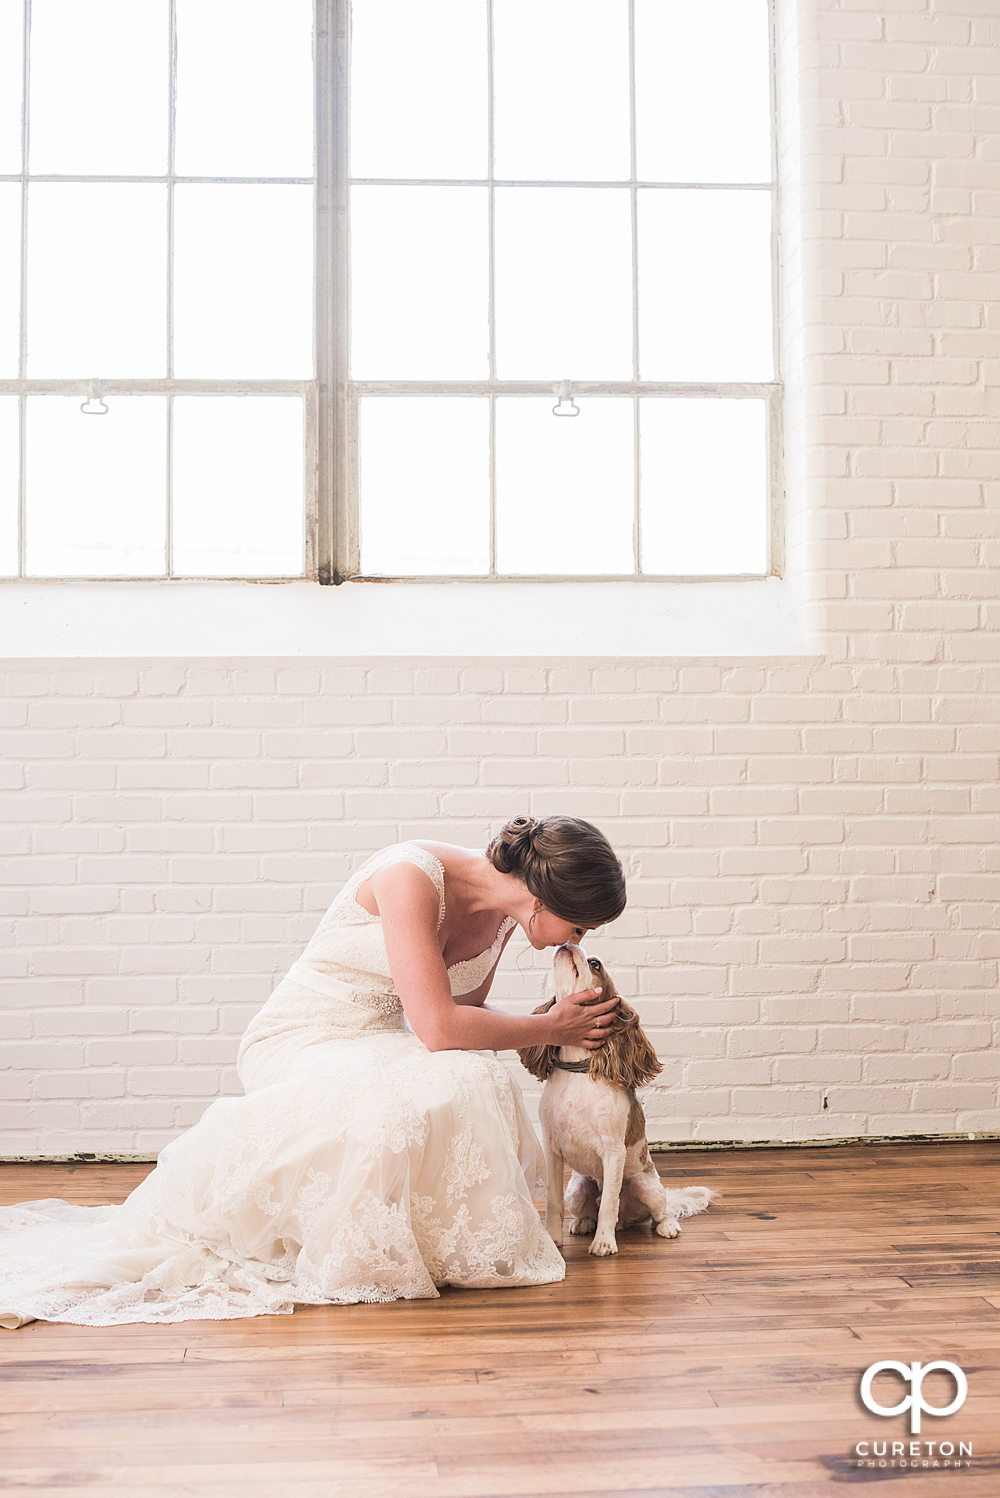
[0,0,315,580]
[342,0,778,583]
[1,0,777,587]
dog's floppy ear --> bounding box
[589,992,663,1091]
[516,997,560,1081]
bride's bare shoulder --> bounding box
[357,842,491,925]
[408,841,485,875]
[356,855,442,924]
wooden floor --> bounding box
[1,1142,999,1497]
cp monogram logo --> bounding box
[860,1361,968,1435]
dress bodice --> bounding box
[300,843,515,1001]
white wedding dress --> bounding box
[0,844,565,1328]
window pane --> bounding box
[638,189,773,381]
[351,0,487,180]
[359,397,489,576]
[27,184,166,377]
[495,188,632,379]
[172,398,304,577]
[173,185,313,378]
[0,182,19,377]
[24,396,166,577]
[0,0,23,174]
[496,397,633,575]
[0,396,17,576]
[28,0,167,176]
[493,0,630,182]
[175,0,313,178]
[640,399,767,576]
[351,187,488,379]
[636,0,771,184]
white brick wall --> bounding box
[3,652,999,1154]
[3,0,1000,1154]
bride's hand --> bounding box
[546,988,620,1050]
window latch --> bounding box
[552,381,580,418]
[80,381,109,417]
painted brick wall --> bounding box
[3,0,1000,1154]
[3,652,998,1154]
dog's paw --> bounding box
[655,1216,681,1238]
[568,1216,597,1235]
[546,1224,564,1246]
[589,1233,618,1257]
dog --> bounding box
[518,943,715,1257]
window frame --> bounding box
[0,0,318,583]
[1,0,781,587]
[320,0,783,587]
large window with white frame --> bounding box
[0,0,315,581]
[342,0,778,583]
[0,0,777,586]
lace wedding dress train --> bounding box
[0,845,565,1327]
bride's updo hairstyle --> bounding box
[486,814,626,928]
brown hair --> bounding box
[516,958,661,1090]
[486,814,626,928]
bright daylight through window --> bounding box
[0,0,314,579]
[350,0,777,581]
[0,0,776,584]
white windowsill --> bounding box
[1,578,812,658]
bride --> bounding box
[0,815,626,1327]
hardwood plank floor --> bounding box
[1,1142,998,1496]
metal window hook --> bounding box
[80,381,108,416]
[552,380,580,417]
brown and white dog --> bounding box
[518,943,715,1257]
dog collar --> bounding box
[551,1058,591,1072]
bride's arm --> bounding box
[372,863,618,1053]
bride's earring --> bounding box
[528,902,542,935]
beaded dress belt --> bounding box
[285,960,393,1003]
